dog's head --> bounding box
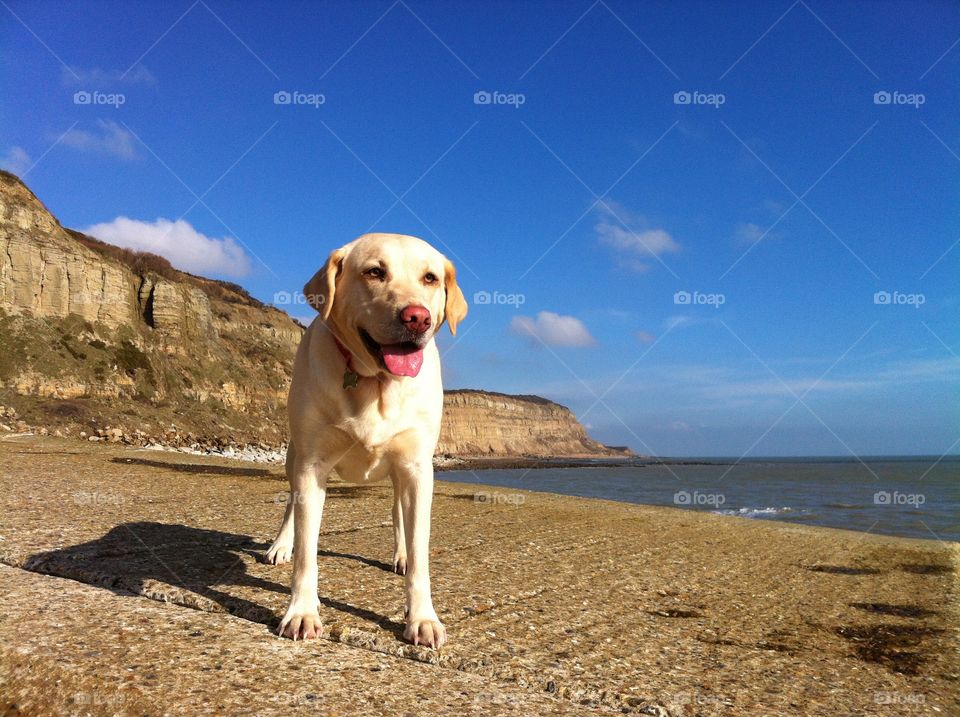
[303,233,468,378]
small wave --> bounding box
[712,506,794,519]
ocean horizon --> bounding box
[440,455,960,542]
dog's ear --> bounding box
[304,246,348,320]
[442,258,468,335]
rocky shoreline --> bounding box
[1,404,728,471]
[1,404,637,470]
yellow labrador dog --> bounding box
[267,233,467,648]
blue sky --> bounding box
[2,0,958,457]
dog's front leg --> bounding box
[277,456,329,640]
[390,475,407,575]
[396,459,446,648]
[265,443,298,564]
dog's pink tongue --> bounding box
[380,344,424,377]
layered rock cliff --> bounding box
[0,170,301,443]
[0,171,624,457]
[437,390,615,456]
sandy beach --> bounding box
[1,433,957,716]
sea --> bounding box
[439,456,960,542]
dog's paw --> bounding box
[265,541,293,565]
[403,616,446,648]
[278,601,322,641]
[392,553,407,575]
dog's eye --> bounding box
[423,272,438,285]
[364,267,386,280]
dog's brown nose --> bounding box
[400,305,431,334]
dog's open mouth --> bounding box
[360,329,424,378]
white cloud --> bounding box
[63,65,155,85]
[0,146,31,175]
[664,315,692,330]
[61,120,137,160]
[663,315,721,331]
[735,221,779,245]
[595,200,680,272]
[598,225,678,255]
[510,311,596,347]
[83,217,252,278]
[735,222,765,244]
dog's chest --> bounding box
[332,380,423,482]
[339,378,411,441]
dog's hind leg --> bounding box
[265,442,297,564]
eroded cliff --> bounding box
[0,171,625,457]
[437,390,617,457]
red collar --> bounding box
[331,334,362,389]
[332,335,353,369]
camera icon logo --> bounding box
[873,491,891,505]
[673,290,691,305]
[873,91,891,105]
[673,91,692,105]
[873,291,891,305]
[73,90,92,105]
[473,290,491,305]
[673,490,691,505]
[273,91,292,105]
[473,91,492,105]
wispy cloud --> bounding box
[701,358,960,400]
[595,200,680,272]
[518,357,960,414]
[663,314,721,331]
[510,311,596,347]
[0,146,31,175]
[735,222,766,245]
[60,120,137,160]
[63,65,155,85]
[83,217,252,278]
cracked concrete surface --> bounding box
[1,435,957,716]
